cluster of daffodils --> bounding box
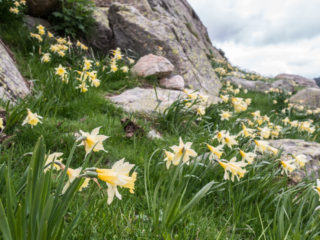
[75,58,101,92]
[183,89,209,119]
[108,47,134,73]
[282,117,316,134]
[279,154,308,175]
[8,0,26,15]
[44,127,137,205]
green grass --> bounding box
[1,15,320,240]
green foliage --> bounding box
[50,0,95,38]
[0,0,25,23]
[0,137,88,240]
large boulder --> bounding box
[132,54,174,78]
[268,139,320,183]
[275,73,318,89]
[225,77,295,92]
[88,8,115,51]
[92,0,223,97]
[0,40,30,103]
[26,0,58,17]
[290,88,320,109]
[107,87,219,115]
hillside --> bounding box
[0,1,320,239]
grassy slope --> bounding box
[1,20,320,240]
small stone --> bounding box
[147,129,163,140]
[132,54,174,78]
[160,75,185,90]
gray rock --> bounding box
[92,1,223,97]
[160,75,185,90]
[132,54,174,78]
[23,15,51,30]
[0,40,30,103]
[275,73,318,88]
[107,87,219,115]
[290,88,320,109]
[225,77,295,92]
[268,139,320,183]
[88,8,115,51]
[26,0,58,17]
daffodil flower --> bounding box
[293,154,308,168]
[217,157,248,182]
[280,159,296,176]
[239,150,256,164]
[22,109,43,127]
[207,144,223,160]
[44,152,63,172]
[170,137,197,165]
[314,179,320,199]
[78,127,109,155]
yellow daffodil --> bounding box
[47,31,54,38]
[41,53,51,63]
[121,66,129,73]
[314,179,320,199]
[30,33,43,42]
[127,57,135,64]
[22,109,43,127]
[164,150,178,169]
[280,159,296,175]
[220,110,232,121]
[217,157,248,182]
[44,152,63,172]
[55,64,67,77]
[0,118,4,130]
[78,127,109,155]
[170,137,197,165]
[9,7,19,14]
[78,81,88,93]
[293,154,308,168]
[36,24,45,35]
[207,144,223,159]
[95,159,137,204]
[62,167,90,193]
[239,150,256,164]
[110,63,118,72]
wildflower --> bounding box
[30,33,43,42]
[217,157,248,182]
[112,48,122,60]
[223,132,238,148]
[78,127,109,155]
[62,167,90,194]
[239,150,256,164]
[110,63,118,72]
[239,123,255,138]
[56,37,67,44]
[41,53,51,63]
[220,110,232,121]
[44,152,63,172]
[280,159,296,175]
[220,94,229,103]
[9,7,19,14]
[258,126,271,139]
[127,57,135,64]
[14,1,20,7]
[273,100,277,104]
[20,0,26,4]
[164,150,177,169]
[83,58,92,71]
[251,111,261,119]
[293,154,308,168]
[282,117,290,125]
[207,144,223,159]
[121,66,129,73]
[55,64,67,77]
[58,51,65,57]
[93,159,137,204]
[197,106,206,117]
[47,31,54,38]
[22,109,43,127]
[314,179,320,199]
[0,118,4,130]
[78,81,88,93]
[170,137,197,165]
[37,24,45,35]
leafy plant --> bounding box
[50,0,95,38]
[0,137,90,240]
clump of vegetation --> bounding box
[49,0,95,38]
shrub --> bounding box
[50,0,95,38]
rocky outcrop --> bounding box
[23,15,51,30]
[275,73,318,89]
[91,0,223,97]
[0,40,30,103]
[88,8,115,51]
[225,77,295,92]
[132,54,174,78]
[290,88,320,109]
[268,139,320,183]
[107,87,219,115]
[26,0,58,17]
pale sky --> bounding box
[188,0,320,78]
